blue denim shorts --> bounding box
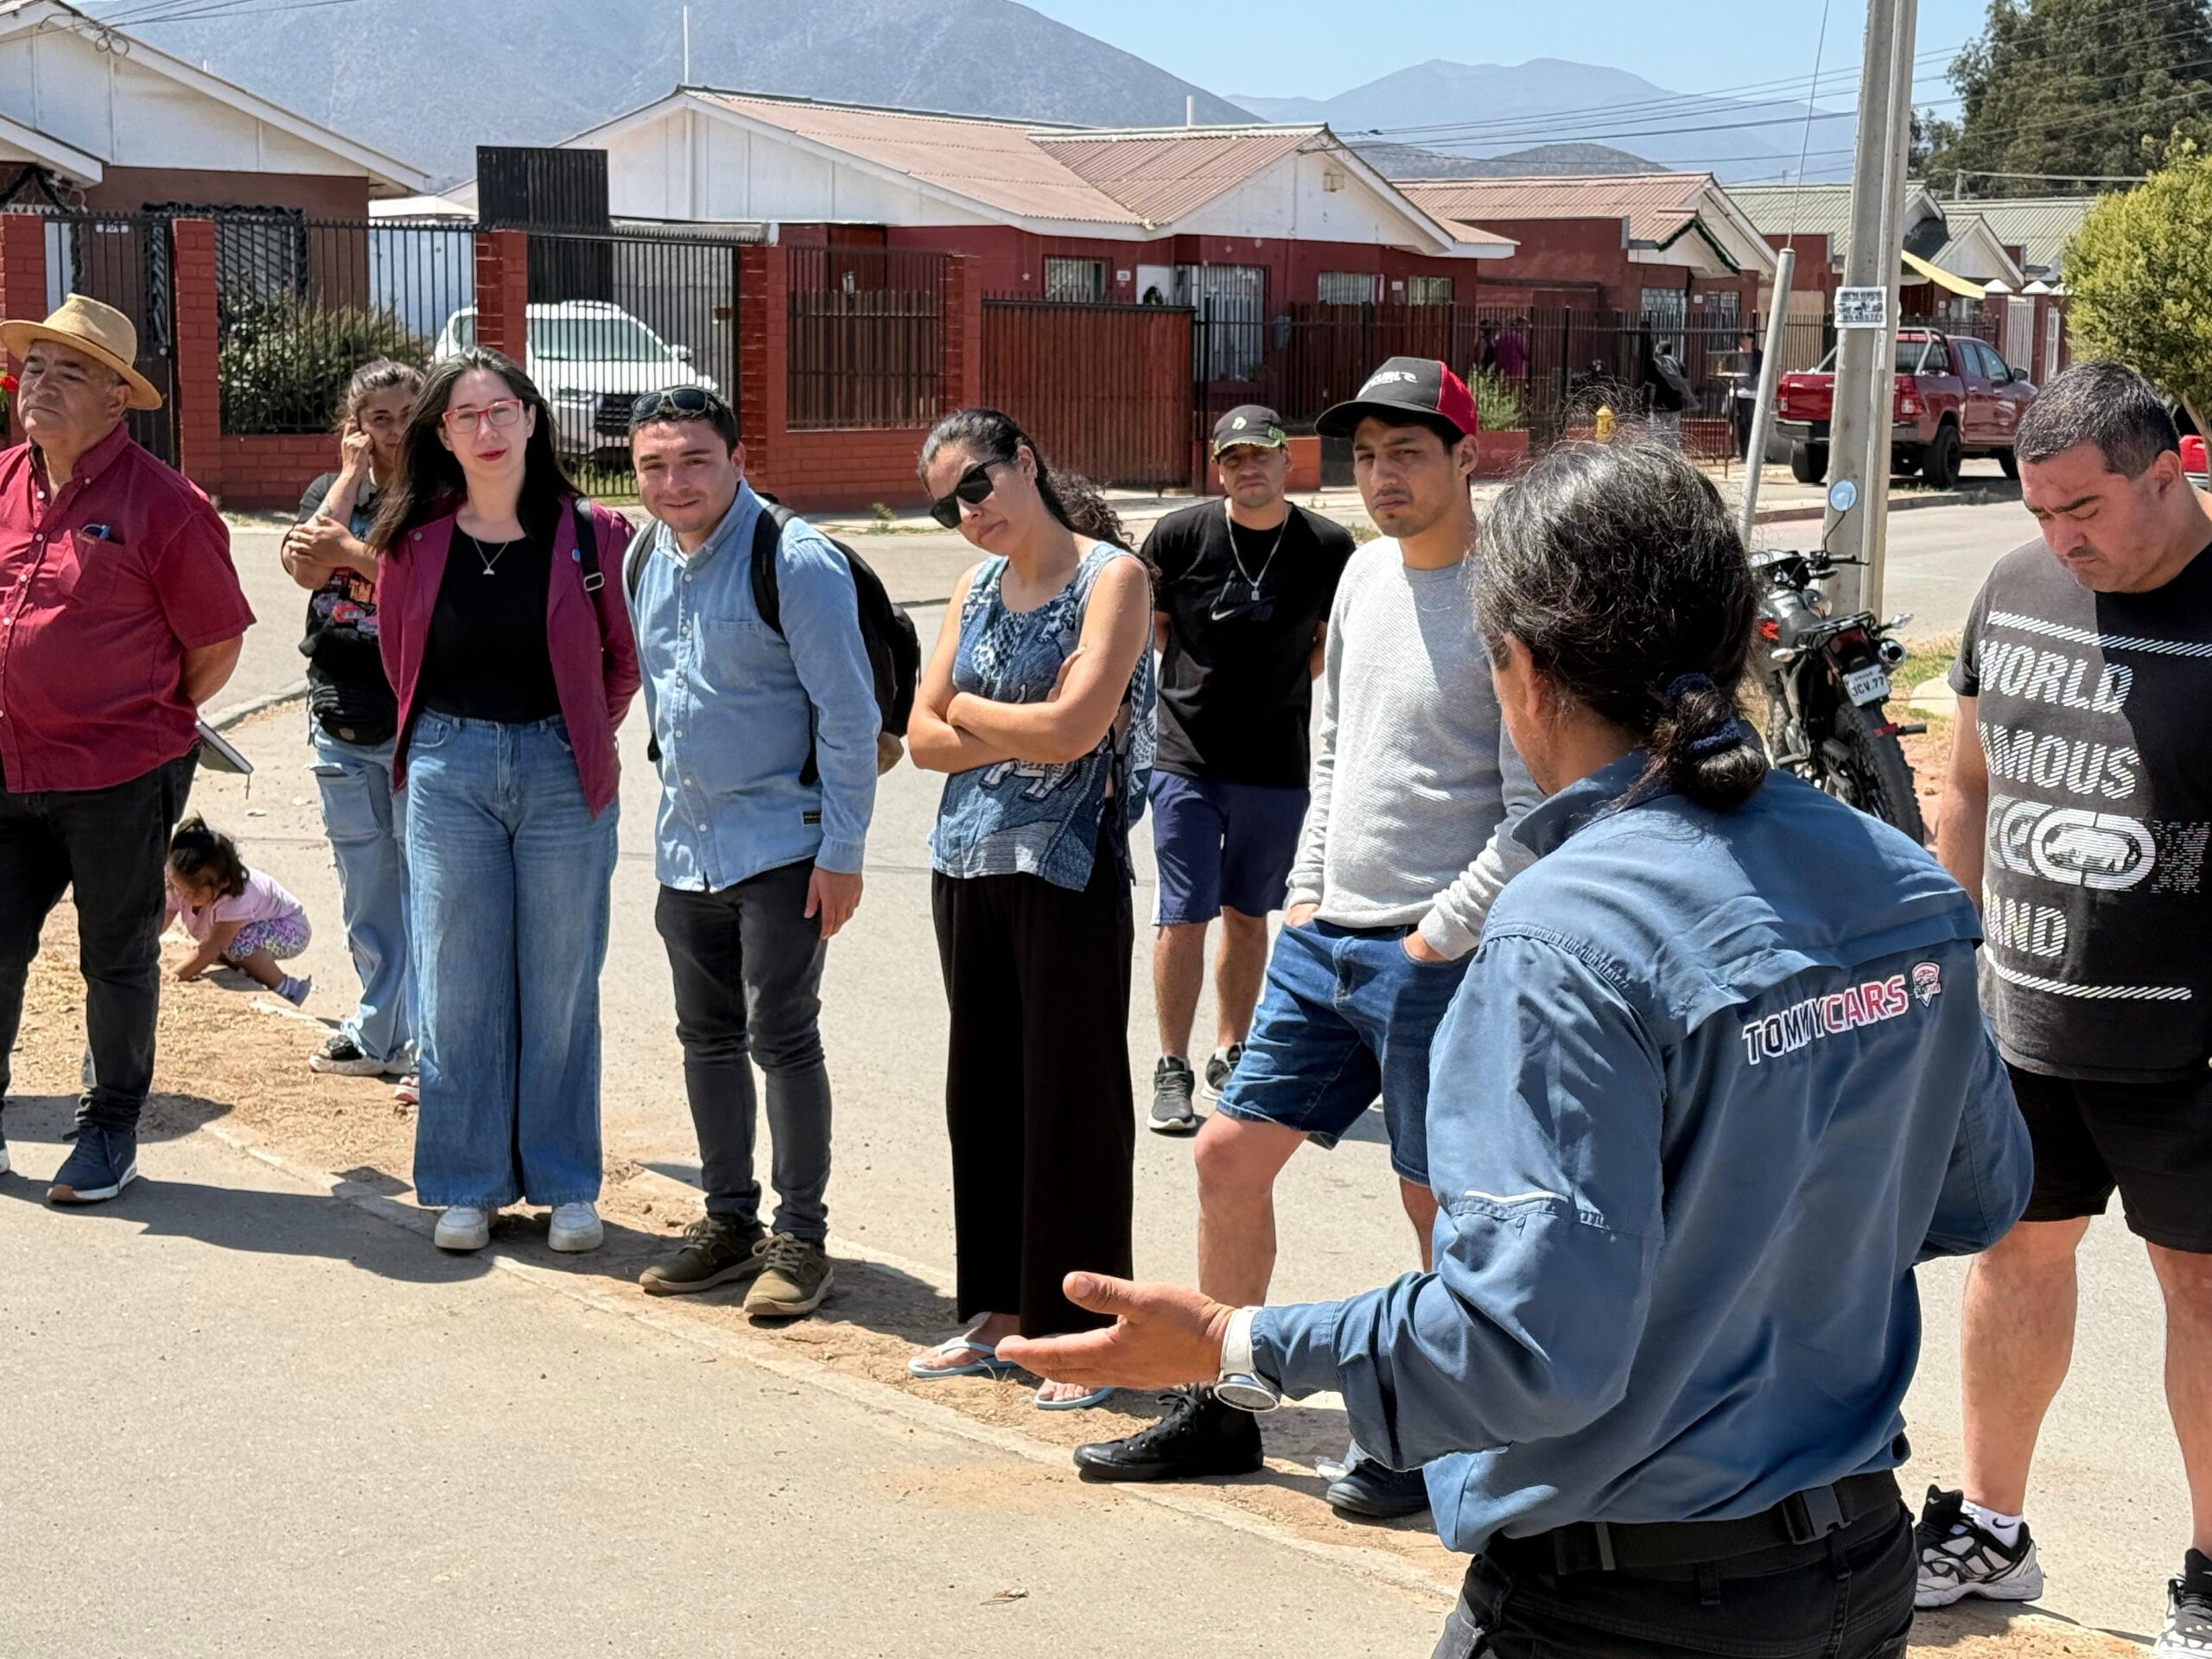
[1147,772,1307,926]
[1215,919,1472,1184]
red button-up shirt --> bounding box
[0,424,255,792]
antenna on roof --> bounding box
[682,5,691,84]
[1186,95,1195,127]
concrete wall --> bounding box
[85,166,371,217]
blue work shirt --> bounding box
[631,482,880,891]
[1254,755,2032,1556]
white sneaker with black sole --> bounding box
[1913,1485,2044,1609]
[1198,1044,1244,1104]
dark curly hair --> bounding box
[167,816,250,900]
[919,407,1132,553]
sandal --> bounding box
[1034,1384,1116,1412]
[906,1318,1019,1380]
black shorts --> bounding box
[2010,1062,2212,1253]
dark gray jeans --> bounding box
[655,859,832,1241]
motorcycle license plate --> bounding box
[1844,664,1891,706]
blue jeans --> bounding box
[403,714,617,1209]
[308,721,414,1069]
[1214,919,1472,1185]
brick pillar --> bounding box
[736,244,788,481]
[473,230,530,360]
[944,253,982,411]
[0,214,47,444]
[170,218,220,488]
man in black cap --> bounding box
[1138,406,1353,1137]
[1075,359,1536,1519]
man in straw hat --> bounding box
[0,294,253,1204]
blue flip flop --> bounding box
[907,1326,1019,1380]
[1034,1384,1116,1412]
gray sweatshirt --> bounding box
[1284,538,1541,958]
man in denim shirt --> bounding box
[625,391,880,1319]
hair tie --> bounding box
[1687,716,1756,757]
[1664,672,1719,706]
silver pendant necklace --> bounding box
[466,530,519,576]
[1221,499,1287,600]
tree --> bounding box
[2063,154,2212,431]
[1921,0,2212,196]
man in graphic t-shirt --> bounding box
[1919,361,2212,1657]
[1138,406,1353,1135]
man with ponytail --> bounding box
[1008,440,2031,1659]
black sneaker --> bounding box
[2158,1548,2212,1657]
[1073,1388,1264,1481]
[1913,1485,2044,1608]
[638,1216,767,1296]
[1198,1044,1244,1103]
[1325,1456,1431,1520]
[307,1034,395,1077]
[1147,1056,1199,1136]
[47,1122,137,1205]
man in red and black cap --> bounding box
[1075,359,1538,1518]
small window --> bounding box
[1406,276,1454,306]
[1044,257,1107,303]
[1318,271,1376,306]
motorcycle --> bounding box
[1751,540,1929,843]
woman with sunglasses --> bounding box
[369,348,639,1255]
[906,408,1156,1409]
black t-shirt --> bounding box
[294,472,392,706]
[1950,537,2212,1082]
[1144,500,1353,785]
[418,528,563,725]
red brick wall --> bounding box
[473,230,529,360]
[0,214,44,445]
[171,219,220,486]
[200,433,339,511]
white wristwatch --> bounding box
[1215,1306,1282,1413]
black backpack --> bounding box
[625,495,920,779]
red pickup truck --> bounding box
[1774,328,2038,489]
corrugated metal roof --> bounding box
[1037,127,1316,226]
[690,91,1139,226]
[1726,182,1855,251]
[1951,196,2095,274]
[1727,182,2086,272]
[1394,173,1713,244]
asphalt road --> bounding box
[80,486,2179,1646]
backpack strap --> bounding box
[749,495,786,638]
[571,495,603,592]
[622,518,656,605]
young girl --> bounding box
[165,817,314,1007]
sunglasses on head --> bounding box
[929,458,1003,529]
[631,386,724,423]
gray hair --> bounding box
[2015,359,2179,478]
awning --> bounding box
[1901,250,1989,299]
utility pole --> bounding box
[1737,245,1796,542]
[1822,0,1898,610]
[1859,0,1920,616]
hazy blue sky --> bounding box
[1024,1,1993,109]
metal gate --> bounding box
[37,211,180,463]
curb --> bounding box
[1751,490,2016,528]
[207,679,308,732]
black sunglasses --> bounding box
[929,459,1002,530]
[631,386,724,423]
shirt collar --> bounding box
[656,479,757,569]
[1510,750,1667,858]
[30,421,132,496]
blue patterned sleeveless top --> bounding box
[929,544,1156,892]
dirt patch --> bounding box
[11,921,2145,1652]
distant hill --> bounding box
[1365,141,1662,180]
[1237,57,1850,184]
[93,0,1259,186]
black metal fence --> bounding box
[786,245,948,430]
[36,211,179,463]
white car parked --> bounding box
[433,300,718,461]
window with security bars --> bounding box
[1639,288,1688,336]
[1043,257,1106,302]
[1318,271,1377,306]
[1406,276,1454,306]
[1705,290,1740,333]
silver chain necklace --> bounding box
[462,529,521,576]
[1219,499,1288,601]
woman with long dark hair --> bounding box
[905,409,1155,1409]
[283,358,423,1093]
[369,347,639,1255]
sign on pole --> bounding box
[1835,286,1889,330]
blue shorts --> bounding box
[1148,772,1307,927]
[1214,919,1472,1185]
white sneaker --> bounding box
[548,1201,603,1253]
[1913,1486,2044,1609]
[434,1205,492,1252]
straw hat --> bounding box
[0,293,162,410]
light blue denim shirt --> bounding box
[1252,757,2032,1556]
[632,481,880,891]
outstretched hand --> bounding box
[995,1274,1235,1391]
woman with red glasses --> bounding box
[368,349,639,1255]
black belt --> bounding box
[1501,1471,1902,1575]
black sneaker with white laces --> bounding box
[1198,1044,1244,1103]
[307,1034,396,1077]
[1914,1485,2044,1609]
[2158,1548,2212,1657]
[1148,1056,1199,1135]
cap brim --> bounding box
[1212,435,1287,455]
[0,321,163,410]
[1315,396,1468,442]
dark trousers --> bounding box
[1734,397,1758,461]
[655,860,833,1242]
[0,750,199,1129]
[1433,1504,1915,1659]
[931,846,1135,1337]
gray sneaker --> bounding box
[639,1215,767,1296]
[744,1233,835,1319]
[1199,1044,1244,1103]
[1149,1056,1199,1135]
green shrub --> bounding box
[218,295,428,436]
[1471,368,1526,433]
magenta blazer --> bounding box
[377,497,640,818]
